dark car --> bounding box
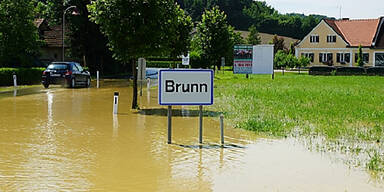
[42,62,91,88]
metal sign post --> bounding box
[199,105,203,144]
[168,106,172,144]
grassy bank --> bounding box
[212,72,384,172]
[0,84,41,93]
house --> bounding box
[295,17,384,67]
[34,18,70,65]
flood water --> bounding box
[0,81,383,191]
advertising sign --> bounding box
[233,45,274,75]
[159,70,213,105]
[234,45,253,74]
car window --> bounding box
[47,64,68,70]
[72,64,79,71]
[75,63,83,72]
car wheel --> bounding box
[71,78,76,88]
[86,77,91,88]
[43,83,49,88]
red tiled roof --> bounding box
[325,18,381,47]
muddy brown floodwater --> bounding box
[0,81,383,191]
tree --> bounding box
[270,35,286,54]
[165,7,193,68]
[0,0,41,67]
[298,56,310,74]
[247,25,261,45]
[357,44,364,67]
[274,50,287,75]
[196,6,234,70]
[39,0,117,75]
[88,0,191,109]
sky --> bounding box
[264,0,383,19]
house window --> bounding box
[310,35,319,43]
[319,53,333,64]
[301,53,314,62]
[327,35,336,43]
[337,53,350,64]
[354,53,369,63]
[375,53,384,66]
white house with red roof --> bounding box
[295,17,384,67]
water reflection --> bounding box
[113,115,118,138]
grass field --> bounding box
[0,85,41,93]
[212,72,384,173]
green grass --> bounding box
[0,84,41,93]
[212,71,384,172]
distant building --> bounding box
[34,18,70,65]
[295,17,384,67]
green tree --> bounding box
[88,0,191,109]
[247,25,261,45]
[274,50,287,75]
[357,44,364,67]
[166,7,193,68]
[196,6,234,70]
[0,0,41,67]
[298,56,310,74]
[270,35,286,54]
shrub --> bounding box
[146,61,176,68]
[309,66,336,75]
[366,67,384,76]
[0,68,45,86]
[335,67,366,76]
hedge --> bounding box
[146,61,179,68]
[0,68,45,86]
[309,66,384,76]
[335,67,366,76]
[366,67,384,76]
[309,66,336,75]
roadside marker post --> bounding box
[13,74,17,88]
[220,114,224,145]
[159,70,214,145]
[97,71,100,88]
[147,78,150,91]
[113,92,119,115]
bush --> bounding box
[309,66,336,75]
[0,68,45,86]
[335,67,365,76]
[146,61,177,68]
[366,67,384,76]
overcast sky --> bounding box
[264,0,383,19]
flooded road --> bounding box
[0,82,383,191]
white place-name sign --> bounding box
[159,70,213,105]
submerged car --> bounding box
[42,62,91,88]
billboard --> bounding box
[234,45,274,75]
[159,70,214,106]
[234,45,253,74]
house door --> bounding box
[375,53,384,66]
